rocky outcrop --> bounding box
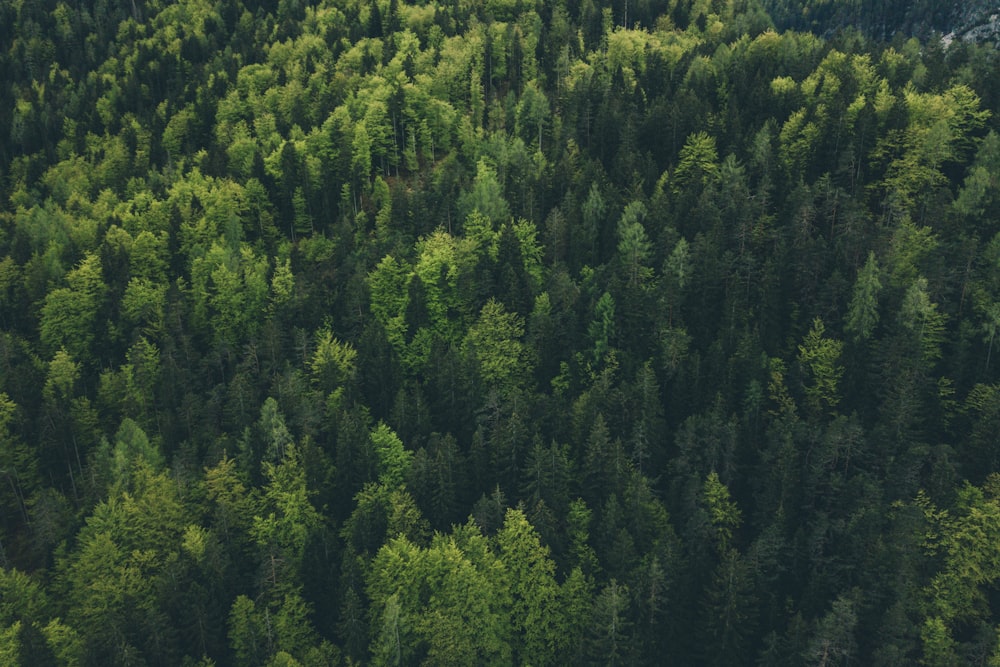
[944,4,1000,47]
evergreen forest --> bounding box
[3,0,1000,663]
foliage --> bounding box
[1,0,999,663]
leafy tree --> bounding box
[797,317,845,416]
[205,453,259,552]
[38,253,105,360]
[92,417,165,492]
[466,298,532,393]
[258,397,295,464]
[190,240,270,347]
[953,130,1000,226]
[673,131,719,193]
[370,422,412,488]
[367,528,512,665]
[898,277,946,365]
[577,183,607,268]
[496,508,563,664]
[617,201,652,288]
[0,394,37,542]
[309,328,357,398]
[229,595,268,667]
[0,622,22,665]
[59,462,187,664]
[252,442,322,588]
[458,159,511,226]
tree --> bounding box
[252,442,322,587]
[458,159,511,226]
[309,328,357,397]
[0,622,22,665]
[258,397,294,464]
[577,183,606,268]
[466,298,532,393]
[229,595,268,667]
[367,529,512,665]
[38,253,105,360]
[0,393,37,542]
[805,592,859,666]
[60,462,187,664]
[122,277,167,338]
[918,478,1000,652]
[494,222,533,316]
[701,471,742,554]
[845,252,882,342]
[617,201,652,288]
[204,453,258,552]
[521,439,573,519]
[673,131,719,193]
[371,593,405,666]
[0,567,73,665]
[797,317,845,416]
[190,240,270,347]
[699,549,757,667]
[878,84,988,216]
[587,579,631,666]
[588,292,616,368]
[567,498,601,577]
[515,80,551,150]
[898,277,945,365]
[626,361,665,474]
[407,432,466,530]
[368,254,411,349]
[953,130,1000,227]
[583,413,630,505]
[496,508,563,664]
[370,422,412,489]
[92,417,165,492]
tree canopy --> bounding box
[2,0,1000,664]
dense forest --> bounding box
[2,0,1000,663]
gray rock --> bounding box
[944,2,1000,47]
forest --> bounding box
[2,0,1000,663]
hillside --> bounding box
[2,0,1000,664]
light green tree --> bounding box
[496,508,563,664]
[466,298,532,392]
[702,471,742,554]
[0,622,21,665]
[39,253,106,359]
[371,422,412,488]
[252,442,322,586]
[673,131,720,193]
[190,240,270,346]
[60,462,187,663]
[310,328,357,396]
[367,529,512,666]
[122,277,167,337]
[797,317,845,416]
[458,159,511,225]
